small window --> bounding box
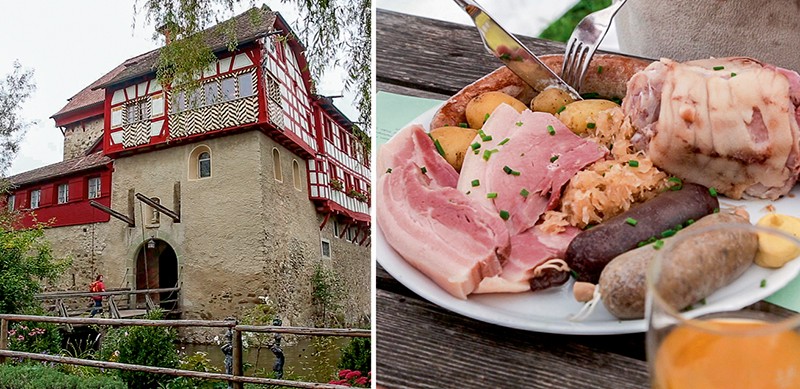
[238,73,254,97]
[292,160,301,190]
[272,148,282,181]
[30,190,41,209]
[149,197,161,225]
[88,177,101,199]
[57,184,69,204]
[189,145,212,180]
[198,152,211,178]
[321,239,331,259]
[221,77,236,101]
[333,220,340,238]
[204,82,219,106]
[7,194,15,211]
[125,99,148,124]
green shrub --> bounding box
[337,337,370,374]
[0,363,126,389]
[163,351,226,389]
[100,309,179,389]
[7,317,62,355]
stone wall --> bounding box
[43,129,371,342]
[63,117,104,160]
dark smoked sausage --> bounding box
[565,183,719,283]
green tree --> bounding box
[0,61,35,176]
[136,0,371,129]
[0,210,69,315]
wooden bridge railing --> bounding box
[35,288,181,320]
[0,314,370,389]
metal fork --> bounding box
[561,0,628,92]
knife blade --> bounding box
[453,0,582,100]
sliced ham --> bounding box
[377,124,459,188]
[377,158,510,299]
[625,57,800,199]
[474,226,580,294]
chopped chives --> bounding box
[520,188,529,198]
[709,187,718,197]
[471,179,480,187]
[386,168,392,174]
[547,125,556,135]
[597,66,603,74]
[637,241,646,248]
[586,122,596,129]
[625,217,638,226]
[484,113,490,123]
[653,240,665,250]
[499,210,510,220]
[730,72,737,77]
[611,97,622,105]
[668,177,683,190]
[550,155,559,163]
[570,270,579,279]
[661,229,676,238]
[511,170,520,176]
[487,192,498,199]
[685,219,695,226]
[473,149,480,155]
[471,142,481,150]
[503,166,513,174]
[628,160,639,168]
[713,65,725,70]
[459,122,469,128]
[714,207,720,213]
[420,166,427,174]
[556,105,566,114]
[761,279,767,288]
[433,139,445,157]
[466,190,471,195]
[515,121,523,127]
[581,92,600,99]
[482,150,493,161]
[498,138,510,145]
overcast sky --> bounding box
[3,1,358,176]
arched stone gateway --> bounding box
[134,238,179,311]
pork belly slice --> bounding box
[474,226,580,294]
[457,103,523,212]
[377,160,510,299]
[477,111,606,235]
[625,57,800,199]
[378,123,459,188]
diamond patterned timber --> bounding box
[169,95,259,139]
[266,74,283,128]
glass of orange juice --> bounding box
[646,222,800,389]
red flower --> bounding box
[354,377,369,385]
[345,371,361,380]
[338,369,352,378]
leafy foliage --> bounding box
[7,318,62,356]
[0,61,35,176]
[0,214,70,315]
[337,337,370,374]
[100,309,179,389]
[163,351,227,389]
[311,263,343,326]
[539,0,612,42]
[0,363,126,389]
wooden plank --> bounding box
[376,9,567,96]
[232,328,244,389]
[0,319,7,364]
[235,325,371,338]
[376,290,649,389]
[36,287,180,299]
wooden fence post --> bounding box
[232,323,243,389]
[0,318,8,364]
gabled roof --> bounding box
[7,151,111,188]
[50,62,128,124]
[313,95,354,130]
[96,6,278,90]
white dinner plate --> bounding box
[376,104,800,335]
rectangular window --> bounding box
[221,77,236,101]
[57,184,69,204]
[321,239,331,259]
[238,73,254,97]
[88,177,101,199]
[204,82,219,106]
[187,88,201,110]
[127,103,140,123]
[7,194,14,211]
[333,220,340,238]
[30,190,40,209]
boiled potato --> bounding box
[465,91,527,129]
[557,99,619,135]
[430,126,478,172]
[531,87,576,115]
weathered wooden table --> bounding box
[375,9,794,389]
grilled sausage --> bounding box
[599,212,755,319]
[566,183,719,283]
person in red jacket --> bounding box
[89,274,105,318]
